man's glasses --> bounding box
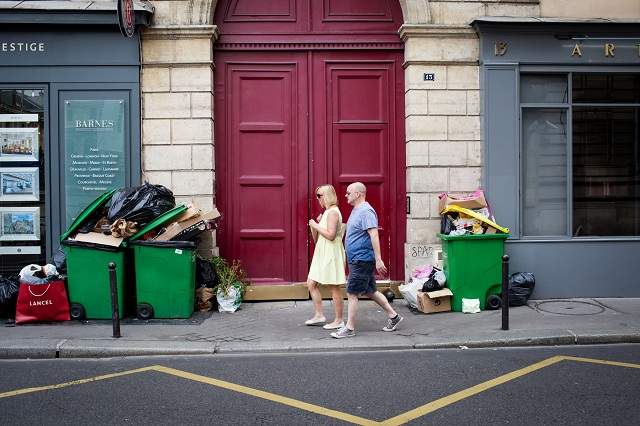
[316,193,323,199]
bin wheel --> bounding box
[70,303,86,320]
[382,289,395,303]
[486,294,502,310]
[136,303,154,320]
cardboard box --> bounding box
[438,191,487,213]
[153,208,221,241]
[416,288,453,313]
[71,231,124,247]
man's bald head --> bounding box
[349,182,366,193]
[346,182,367,206]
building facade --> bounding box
[1,1,638,299]
[0,1,152,273]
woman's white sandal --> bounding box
[304,317,326,326]
[323,321,345,330]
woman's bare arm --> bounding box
[309,210,339,241]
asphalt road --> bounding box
[0,344,639,425]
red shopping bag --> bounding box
[15,279,70,324]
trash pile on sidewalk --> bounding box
[0,183,253,325]
[400,189,536,315]
[14,264,70,324]
[399,264,453,314]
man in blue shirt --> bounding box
[330,182,403,338]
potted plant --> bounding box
[211,256,248,312]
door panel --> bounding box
[312,51,404,279]
[216,53,308,284]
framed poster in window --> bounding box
[0,128,39,162]
[0,207,40,241]
[0,167,39,201]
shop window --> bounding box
[520,73,640,238]
[0,88,46,272]
[522,108,567,236]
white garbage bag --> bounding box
[216,284,243,313]
[399,278,425,309]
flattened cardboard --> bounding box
[72,232,124,247]
[438,192,487,213]
[153,208,220,241]
[416,288,452,314]
[176,205,201,223]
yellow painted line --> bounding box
[1,355,638,426]
[381,356,565,426]
[0,366,156,400]
[560,355,640,369]
[151,365,379,425]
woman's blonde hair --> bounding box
[316,184,338,207]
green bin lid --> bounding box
[438,233,510,240]
[128,204,188,241]
[60,189,118,242]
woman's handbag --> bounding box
[15,279,71,324]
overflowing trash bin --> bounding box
[128,205,196,319]
[439,233,509,312]
[58,184,220,321]
[438,189,510,312]
[130,241,196,319]
[60,189,129,320]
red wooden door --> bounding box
[311,51,405,280]
[214,52,309,284]
[214,0,405,284]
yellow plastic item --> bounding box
[441,205,510,234]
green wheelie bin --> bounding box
[128,206,196,319]
[60,189,130,320]
[438,233,509,312]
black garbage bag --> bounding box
[53,246,67,274]
[107,183,175,228]
[76,203,110,234]
[196,258,217,289]
[440,214,455,235]
[508,272,535,306]
[421,267,445,292]
[0,275,20,319]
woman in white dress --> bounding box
[305,184,347,330]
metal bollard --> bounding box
[108,262,121,338]
[501,255,509,330]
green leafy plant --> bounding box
[210,256,249,296]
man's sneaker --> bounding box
[383,315,403,331]
[330,326,356,339]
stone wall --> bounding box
[141,1,218,256]
[401,0,540,276]
[139,0,544,269]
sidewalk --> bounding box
[1,298,639,359]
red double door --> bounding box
[214,50,405,284]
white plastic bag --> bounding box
[433,270,446,286]
[19,264,47,285]
[399,278,425,309]
[462,298,480,314]
[217,284,242,313]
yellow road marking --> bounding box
[0,355,638,426]
[0,366,156,399]
[560,355,640,369]
[152,365,379,425]
[381,355,565,426]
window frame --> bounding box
[518,69,640,241]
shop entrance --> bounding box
[214,0,405,284]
